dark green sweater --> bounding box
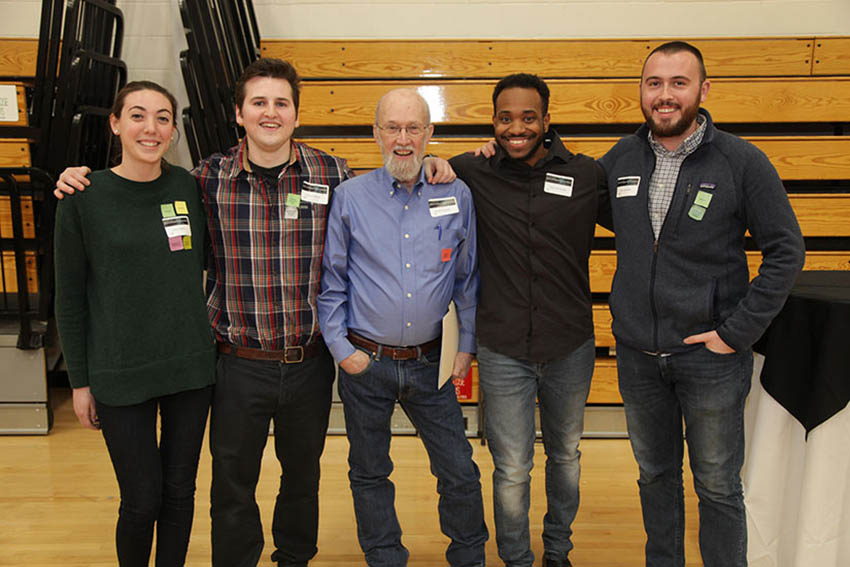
[55,166,215,406]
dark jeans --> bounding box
[616,342,753,567]
[96,385,213,567]
[210,347,334,567]
[338,346,488,567]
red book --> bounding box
[453,367,473,401]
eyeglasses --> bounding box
[375,123,429,137]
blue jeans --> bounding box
[616,342,753,567]
[476,339,595,567]
[96,385,212,567]
[338,346,488,567]
[210,348,335,567]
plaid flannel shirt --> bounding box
[193,139,353,350]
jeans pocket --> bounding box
[418,347,442,368]
[345,349,375,377]
[215,353,228,380]
[702,344,737,357]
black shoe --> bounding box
[541,556,572,567]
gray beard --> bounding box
[385,153,423,184]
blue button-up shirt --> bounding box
[318,166,479,363]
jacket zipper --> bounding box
[650,240,660,352]
[650,182,691,351]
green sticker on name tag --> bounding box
[694,190,713,208]
[286,193,301,208]
[160,203,176,218]
[688,204,706,221]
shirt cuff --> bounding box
[66,366,89,389]
[457,330,476,354]
[714,325,745,353]
[327,337,357,364]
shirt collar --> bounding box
[234,138,301,175]
[648,113,707,158]
[380,165,429,198]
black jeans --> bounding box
[210,347,334,567]
[96,385,213,567]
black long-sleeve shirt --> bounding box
[450,129,610,362]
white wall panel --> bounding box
[253,1,850,38]
[0,1,42,37]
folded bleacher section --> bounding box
[0,0,126,433]
[178,0,260,162]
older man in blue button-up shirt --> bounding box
[318,88,487,567]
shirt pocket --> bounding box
[423,220,462,273]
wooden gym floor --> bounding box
[0,389,701,566]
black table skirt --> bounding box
[754,271,850,435]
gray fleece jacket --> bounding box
[598,109,805,354]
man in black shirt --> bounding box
[450,74,610,567]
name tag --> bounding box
[694,190,713,208]
[162,215,191,238]
[543,173,574,197]
[301,181,329,205]
[429,197,459,217]
[616,176,640,198]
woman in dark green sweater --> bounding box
[54,81,215,567]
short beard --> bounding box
[643,99,700,139]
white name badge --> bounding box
[616,176,641,198]
[162,215,192,238]
[429,197,460,217]
[543,173,574,197]
[0,84,19,122]
[301,181,329,205]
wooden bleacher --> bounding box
[262,37,850,408]
[0,38,39,79]
[0,39,39,298]
[287,77,850,125]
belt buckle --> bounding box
[392,346,420,361]
[284,346,304,364]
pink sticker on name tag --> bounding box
[168,236,184,251]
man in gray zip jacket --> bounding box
[598,41,805,567]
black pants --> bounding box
[210,347,334,567]
[96,385,213,567]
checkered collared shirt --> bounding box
[193,139,353,350]
[647,115,706,238]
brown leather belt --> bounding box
[347,332,441,361]
[217,341,323,363]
